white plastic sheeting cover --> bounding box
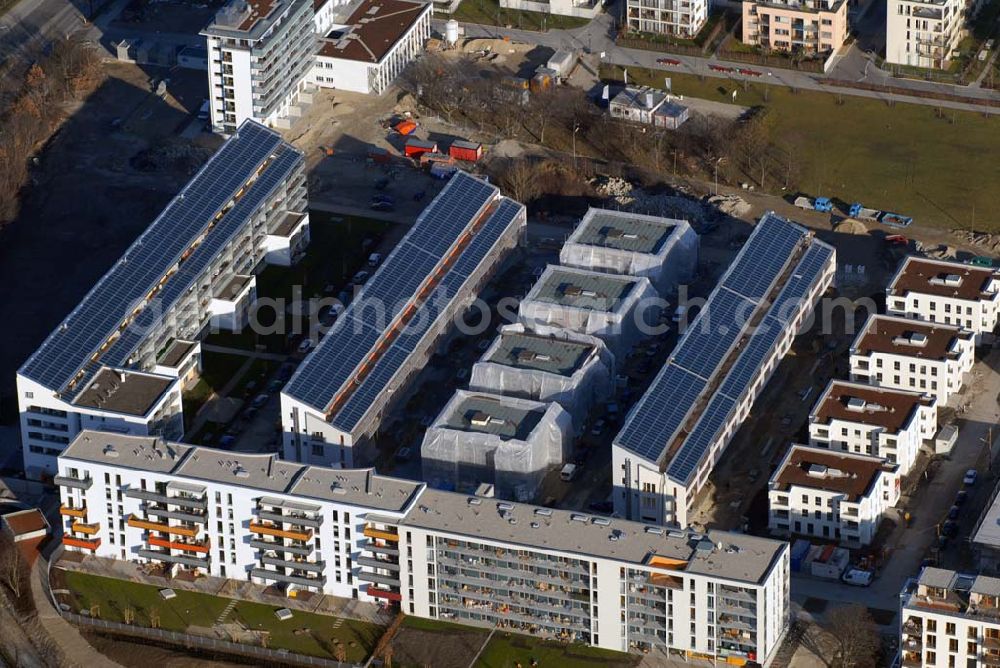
[469,324,614,430]
[421,390,573,502]
[517,269,660,358]
[559,209,699,297]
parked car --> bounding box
[395,446,412,462]
[369,200,394,212]
[251,393,270,409]
[368,252,383,267]
[351,270,370,285]
[955,490,968,506]
[964,469,978,486]
[297,338,315,354]
[656,57,682,66]
[590,419,607,436]
[948,505,960,520]
[267,379,283,393]
[942,520,958,538]
[842,568,874,587]
[219,435,236,448]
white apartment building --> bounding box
[17,121,307,479]
[57,430,791,664]
[500,0,602,18]
[281,173,526,468]
[808,379,937,476]
[887,256,1000,344]
[202,0,318,133]
[613,213,836,528]
[768,445,900,547]
[886,0,964,69]
[625,0,708,38]
[849,314,974,405]
[900,568,1000,668]
[314,0,431,95]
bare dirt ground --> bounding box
[389,623,488,668]
[83,632,250,668]
[112,0,225,33]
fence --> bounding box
[63,612,360,667]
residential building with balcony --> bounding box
[612,213,836,528]
[886,0,964,69]
[848,314,974,405]
[57,430,792,662]
[17,121,307,479]
[768,445,900,547]
[500,0,602,19]
[972,483,1000,573]
[899,568,1000,667]
[281,172,526,468]
[886,257,1000,344]
[808,379,937,475]
[741,0,848,54]
[202,0,318,133]
[625,0,708,38]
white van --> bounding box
[560,463,579,482]
[672,305,687,323]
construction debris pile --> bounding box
[706,194,752,218]
[130,140,213,175]
[952,229,1000,253]
[592,176,705,223]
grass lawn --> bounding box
[601,64,1000,231]
[451,0,590,31]
[59,570,382,662]
[477,632,638,668]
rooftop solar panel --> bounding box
[666,393,736,482]
[721,214,807,302]
[670,287,755,380]
[716,316,783,403]
[615,364,707,462]
[20,120,287,394]
[768,243,834,324]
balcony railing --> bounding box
[71,522,100,535]
[357,555,400,571]
[54,475,92,491]
[363,526,399,542]
[250,538,312,556]
[249,522,311,542]
[127,515,199,538]
[59,505,87,519]
[138,548,209,568]
[250,567,325,588]
[257,510,322,528]
[64,536,101,551]
[149,536,210,554]
[125,488,207,509]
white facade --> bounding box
[625,0,708,37]
[17,121,307,478]
[808,380,937,476]
[768,445,900,547]
[499,0,602,18]
[57,431,791,665]
[886,256,1000,344]
[202,0,317,133]
[899,568,1000,668]
[313,0,432,95]
[848,314,975,405]
[886,0,964,69]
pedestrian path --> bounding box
[217,598,238,624]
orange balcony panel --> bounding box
[363,527,399,542]
[249,522,312,542]
[60,505,87,518]
[71,522,100,535]
[64,536,101,551]
[127,515,198,537]
[149,535,210,554]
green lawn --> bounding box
[601,64,1000,231]
[477,632,638,668]
[59,570,382,662]
[450,0,590,31]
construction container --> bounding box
[394,119,418,136]
[404,138,437,159]
[530,72,552,93]
[449,140,482,162]
[546,49,578,78]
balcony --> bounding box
[982,654,1000,667]
[260,555,325,573]
[250,567,325,588]
[71,522,100,535]
[363,526,399,542]
[366,586,402,602]
[357,571,400,587]
[144,505,207,524]
[125,488,207,509]
[249,522,311,542]
[59,504,87,519]
[64,536,101,551]
[138,549,209,568]
[149,536,210,554]
[257,510,322,529]
[250,538,312,556]
[363,541,399,557]
[54,475,92,491]
[357,556,400,572]
[127,515,199,538]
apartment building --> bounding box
[281,172,526,468]
[559,208,699,297]
[500,0,602,19]
[17,121,307,478]
[848,315,974,405]
[900,568,1000,667]
[313,0,432,95]
[57,430,791,664]
[203,0,318,134]
[625,0,708,38]
[886,256,1000,343]
[808,380,937,475]
[972,484,1000,572]
[741,0,848,54]
[768,445,900,547]
[886,0,964,69]
[613,212,836,528]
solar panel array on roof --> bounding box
[614,212,832,473]
[20,120,287,394]
[283,172,502,413]
[331,198,523,431]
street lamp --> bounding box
[713,157,726,195]
[572,123,581,167]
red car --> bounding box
[739,68,763,77]
[656,57,682,66]
[709,64,734,73]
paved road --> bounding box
[440,14,1000,114]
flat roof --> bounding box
[443,393,546,441]
[812,380,933,433]
[73,368,174,417]
[317,0,428,64]
[215,274,254,301]
[157,340,196,368]
[60,431,423,512]
[2,509,48,536]
[403,489,786,584]
[852,314,972,361]
[568,208,680,255]
[972,484,1000,550]
[527,266,637,312]
[771,445,896,502]
[203,0,290,38]
[485,330,594,377]
[888,256,998,301]
[273,211,306,237]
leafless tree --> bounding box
[0,534,26,601]
[490,158,541,204]
[821,604,881,668]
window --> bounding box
[946,623,956,635]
